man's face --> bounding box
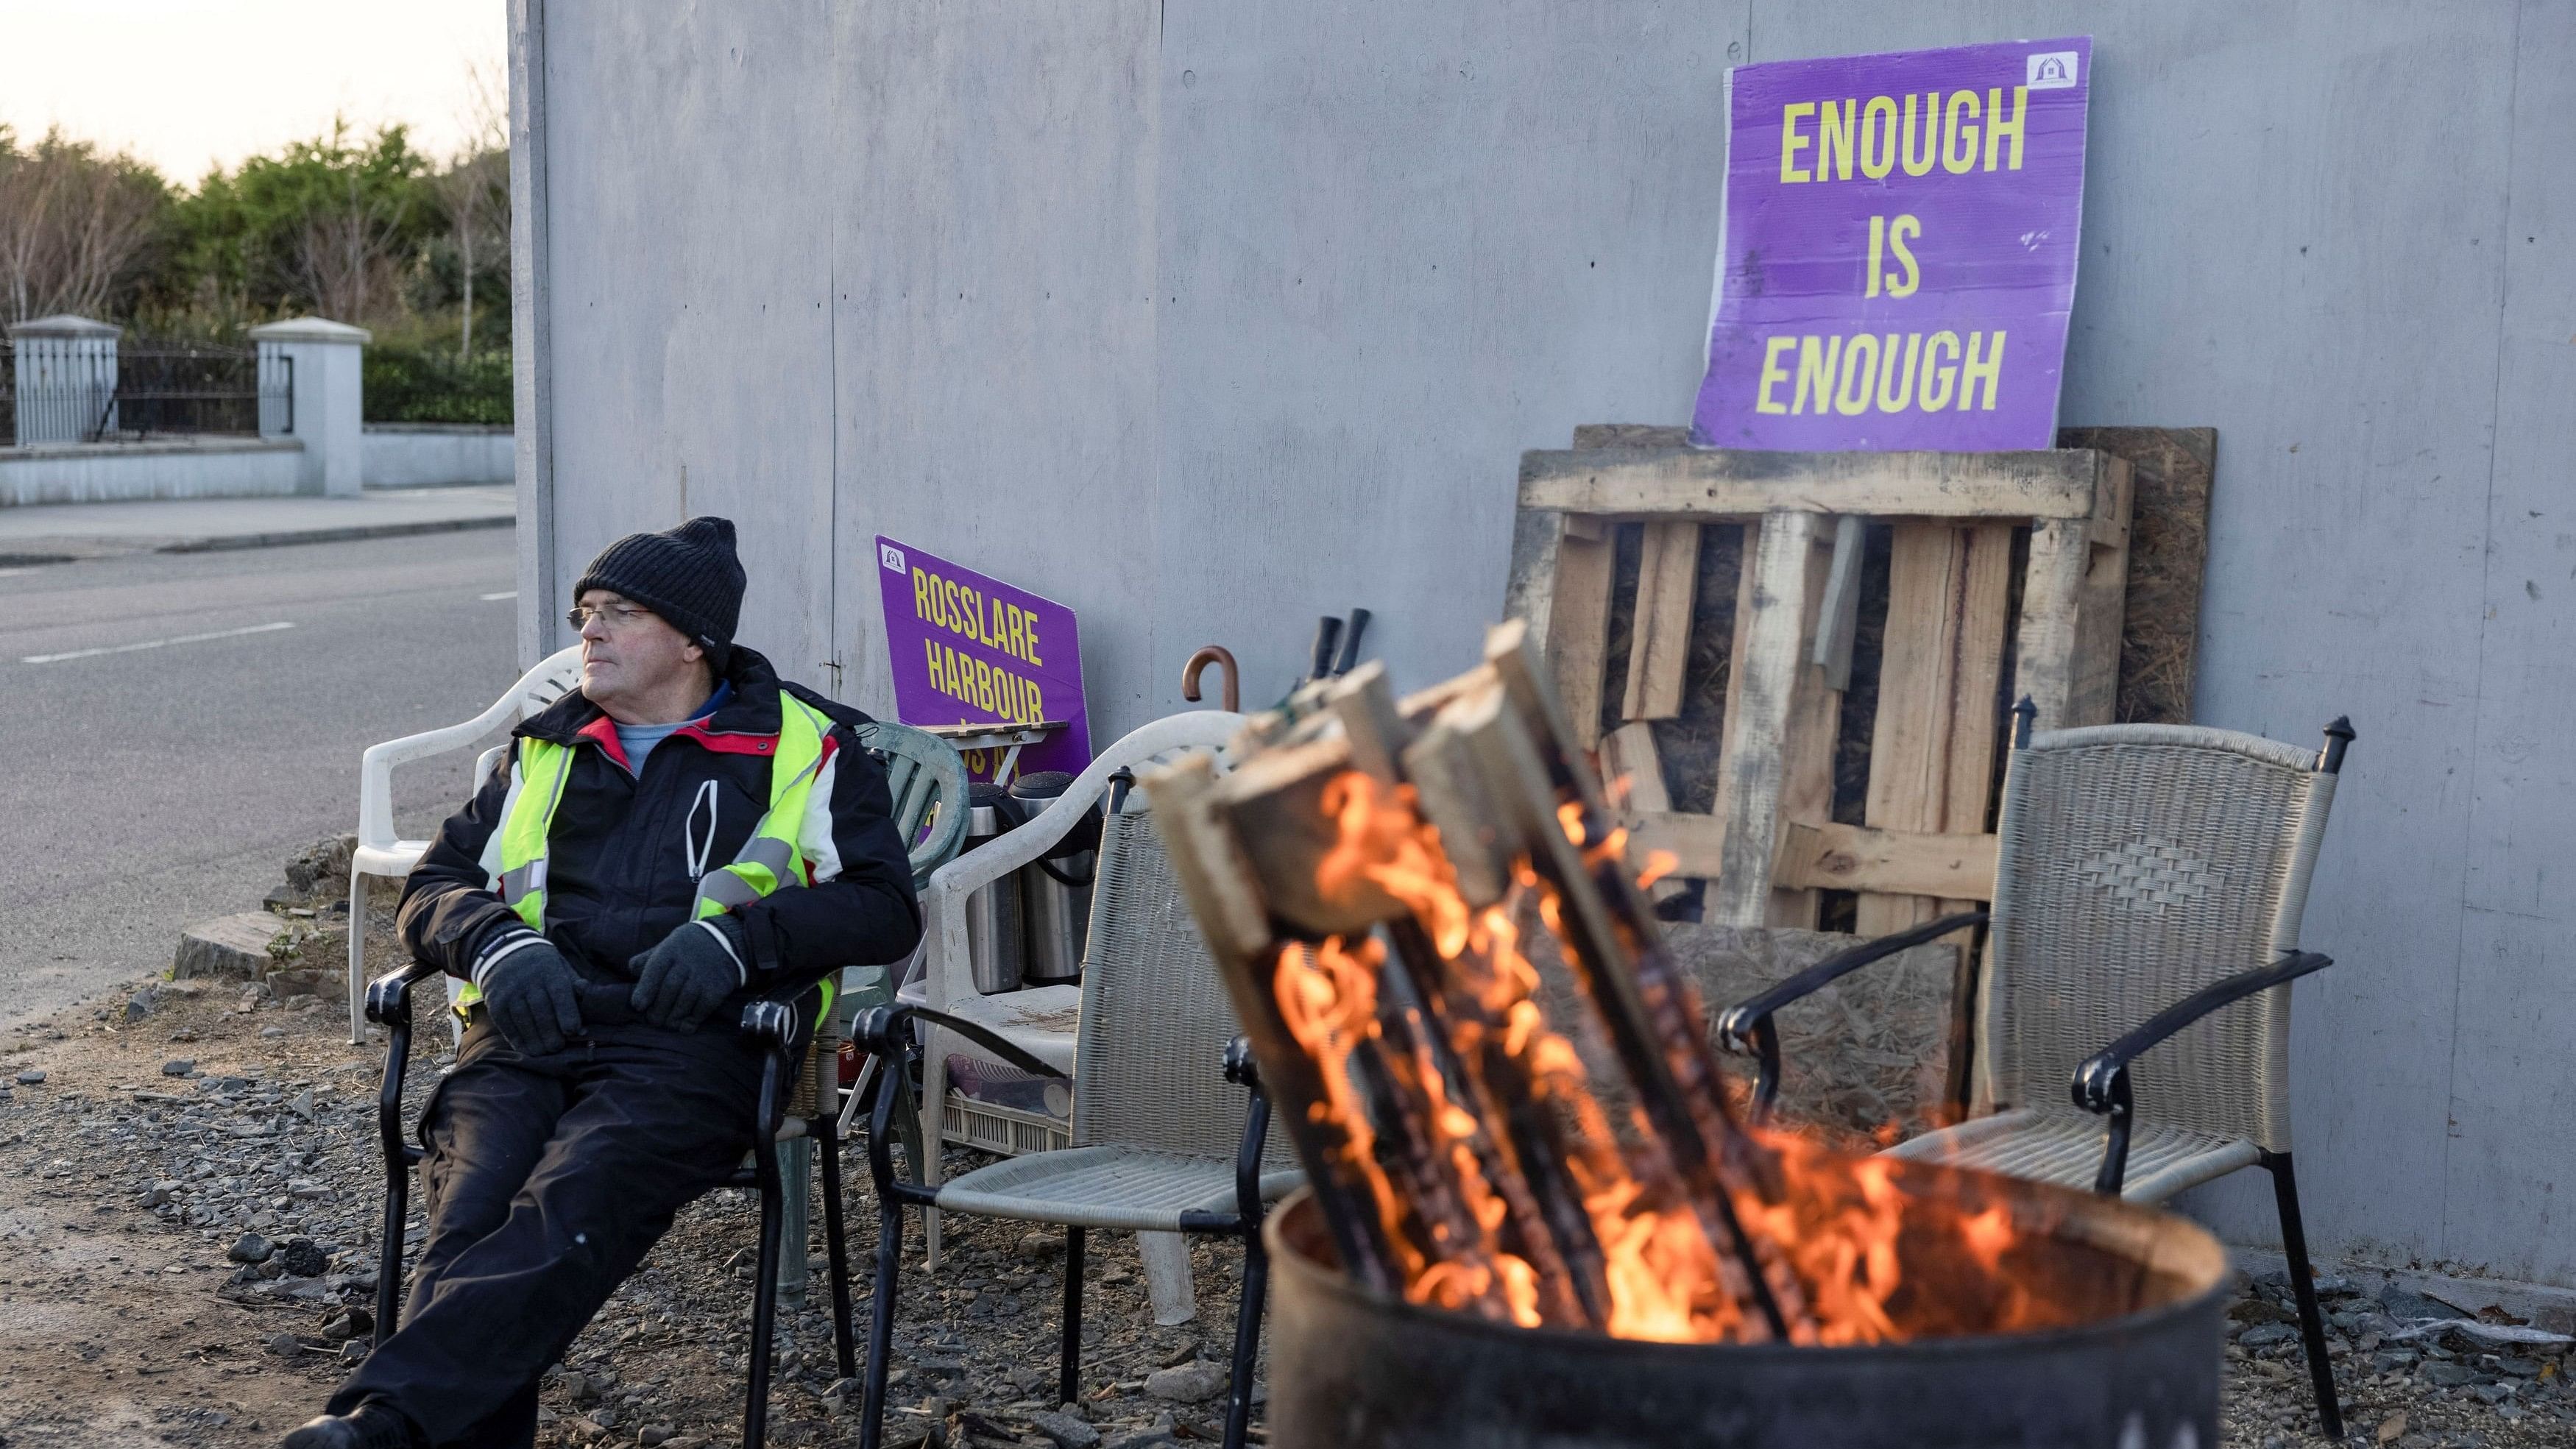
[575,588,703,708]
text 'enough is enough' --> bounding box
[1752,330,2009,417]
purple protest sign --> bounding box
[874,535,1090,782]
[1691,38,2092,452]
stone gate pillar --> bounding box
[249,316,371,497]
[7,313,120,444]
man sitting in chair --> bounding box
[287,517,921,1449]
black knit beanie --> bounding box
[573,516,746,666]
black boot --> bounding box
[279,1400,423,1449]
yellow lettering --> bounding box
[1779,102,1814,183]
[1900,92,1939,176]
[1886,214,1920,298]
[1793,335,1841,415]
[911,567,933,621]
[1942,90,1981,174]
[1866,215,1885,298]
[974,658,996,713]
[1022,677,1043,723]
[1859,96,1897,180]
[1959,330,2005,410]
[1023,614,1043,669]
[924,638,945,695]
[1875,333,1919,412]
[1004,605,1027,663]
[1984,85,2028,171]
[1817,99,1857,182]
[939,578,963,635]
[1833,333,1880,417]
[1755,336,1796,414]
[1919,330,1961,410]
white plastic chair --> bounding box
[346,645,584,1042]
[905,710,1243,1271]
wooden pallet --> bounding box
[1503,435,2134,932]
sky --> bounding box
[0,1,506,185]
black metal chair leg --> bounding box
[816,1123,859,1384]
[372,991,417,1347]
[1060,1225,1086,1407]
[1221,1231,1269,1449]
[375,1131,408,1346]
[746,1128,788,1449]
[2264,1152,2344,1441]
[859,1196,905,1449]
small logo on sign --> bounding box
[2027,51,2078,89]
[880,542,907,574]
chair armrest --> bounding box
[2070,951,2334,1113]
[1223,1035,1274,1230]
[356,645,581,851]
[857,1002,1069,1080]
[358,718,512,850]
[365,957,449,1028]
[918,709,1242,1010]
[1711,910,1986,1122]
[2070,949,2333,1194]
[848,1002,1071,1208]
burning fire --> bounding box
[1284,768,2084,1345]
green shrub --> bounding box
[365,347,511,425]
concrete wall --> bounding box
[363,425,514,489]
[520,1,2576,1290]
[0,437,302,508]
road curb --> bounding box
[155,514,515,554]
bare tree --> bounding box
[434,57,512,357]
[296,169,408,323]
[0,127,163,325]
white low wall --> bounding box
[363,423,514,488]
[0,436,303,508]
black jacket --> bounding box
[398,647,922,1005]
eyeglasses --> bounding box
[566,603,654,631]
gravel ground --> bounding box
[0,975,1257,1449]
[2219,1271,2575,1448]
[0,974,2567,1449]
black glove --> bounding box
[480,938,584,1055]
[628,916,746,1032]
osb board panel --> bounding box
[2056,426,2213,725]
[1519,908,1958,1155]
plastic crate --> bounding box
[941,1092,1071,1156]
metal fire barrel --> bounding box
[963,783,1025,994]
[1264,1162,2226,1449]
[1008,770,1097,986]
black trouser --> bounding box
[330,1012,766,1448]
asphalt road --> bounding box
[0,528,520,1030]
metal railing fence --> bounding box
[2,341,291,444]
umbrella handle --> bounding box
[1182,645,1240,712]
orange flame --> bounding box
[1289,768,2059,1346]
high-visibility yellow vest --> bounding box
[458,695,837,1022]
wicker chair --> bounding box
[1716,704,2355,1438]
[850,776,1301,1449]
